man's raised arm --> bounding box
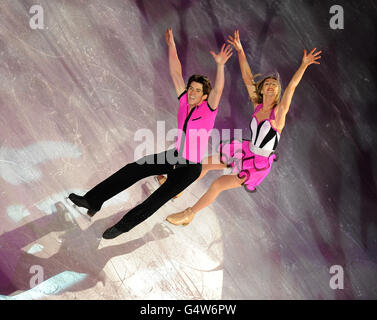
[207,44,233,110]
[165,28,186,97]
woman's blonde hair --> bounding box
[253,73,282,106]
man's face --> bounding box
[187,81,207,106]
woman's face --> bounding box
[261,78,280,100]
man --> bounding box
[68,28,232,239]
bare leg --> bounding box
[197,153,227,181]
[166,174,245,225]
[191,174,245,213]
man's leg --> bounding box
[156,154,226,198]
[103,163,202,239]
[69,151,170,216]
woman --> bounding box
[165,29,321,226]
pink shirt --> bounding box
[175,91,218,163]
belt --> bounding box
[249,141,275,158]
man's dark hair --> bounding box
[187,74,212,100]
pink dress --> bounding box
[218,104,280,192]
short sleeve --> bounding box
[178,90,187,101]
[206,101,217,112]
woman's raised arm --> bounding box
[227,30,258,109]
[275,48,322,127]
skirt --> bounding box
[217,139,278,192]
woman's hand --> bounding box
[302,48,322,66]
[210,43,233,66]
[227,29,243,52]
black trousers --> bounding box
[83,149,202,231]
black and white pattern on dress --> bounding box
[250,117,280,151]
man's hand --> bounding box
[165,27,175,47]
[210,44,233,66]
[207,44,233,109]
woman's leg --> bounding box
[166,174,245,225]
[192,174,245,213]
[197,153,227,181]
